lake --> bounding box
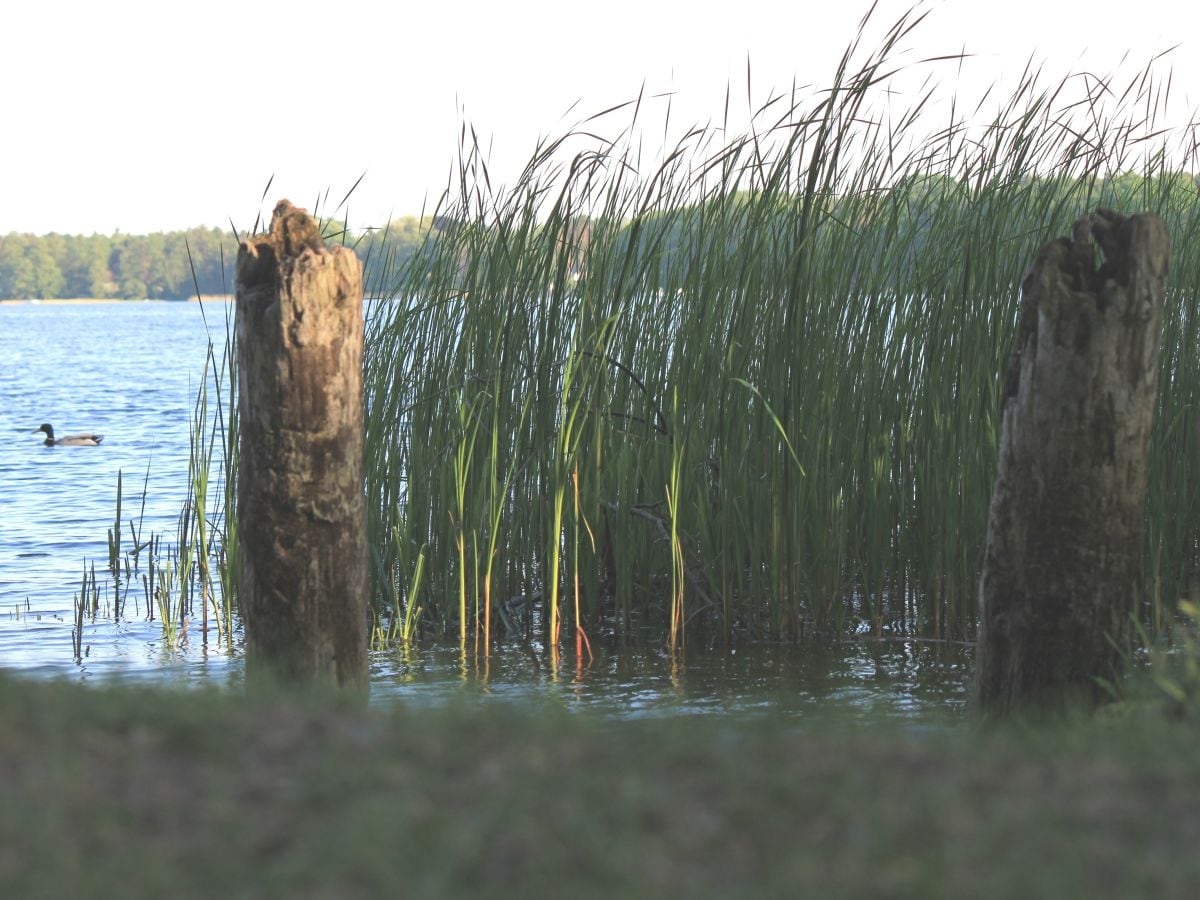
[0,300,971,719]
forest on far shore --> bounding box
[4,170,1196,303]
[0,216,430,300]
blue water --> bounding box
[0,300,971,719]
[0,300,233,683]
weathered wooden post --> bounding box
[975,209,1169,715]
[235,199,369,697]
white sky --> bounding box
[1,0,1196,236]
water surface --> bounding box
[1,301,225,678]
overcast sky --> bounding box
[2,0,1196,236]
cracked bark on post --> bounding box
[974,209,1169,716]
[235,200,369,698]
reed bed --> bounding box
[360,6,1200,654]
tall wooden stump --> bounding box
[975,209,1169,715]
[236,200,369,697]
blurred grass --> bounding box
[1,671,1198,898]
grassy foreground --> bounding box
[1,674,1197,898]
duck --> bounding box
[32,423,104,447]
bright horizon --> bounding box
[3,0,1197,237]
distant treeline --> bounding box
[4,172,1196,301]
[0,217,434,300]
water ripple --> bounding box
[1,301,225,673]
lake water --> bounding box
[0,301,229,680]
[0,300,971,720]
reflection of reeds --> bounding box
[359,4,1200,658]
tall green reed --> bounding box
[351,7,1199,660]
[71,563,98,663]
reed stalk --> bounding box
[107,470,122,580]
[666,388,685,652]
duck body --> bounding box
[32,423,104,447]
